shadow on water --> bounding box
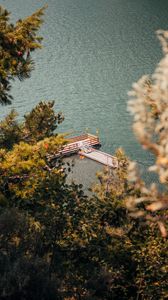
[64,153,160,193]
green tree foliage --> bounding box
[0,5,46,104]
[0,128,167,299]
[0,109,22,149]
[0,5,167,300]
[91,150,168,299]
[0,208,60,300]
[24,101,64,142]
[0,101,64,149]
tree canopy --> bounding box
[0,5,167,300]
[0,5,46,104]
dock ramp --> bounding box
[79,149,118,168]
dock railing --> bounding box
[61,133,101,156]
[49,133,118,168]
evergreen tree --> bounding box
[0,109,22,149]
[0,5,46,104]
[0,4,167,300]
[24,101,64,142]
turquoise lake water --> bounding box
[1,0,168,186]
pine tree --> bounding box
[0,4,167,300]
[0,5,46,105]
[24,101,64,142]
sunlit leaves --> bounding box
[127,31,168,237]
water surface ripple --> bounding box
[2,0,168,177]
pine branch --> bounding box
[0,5,47,105]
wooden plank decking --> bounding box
[62,133,101,156]
[51,133,118,169]
[79,148,118,168]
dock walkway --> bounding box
[79,148,118,168]
[52,133,118,169]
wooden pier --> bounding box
[55,133,118,168]
[61,133,101,156]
